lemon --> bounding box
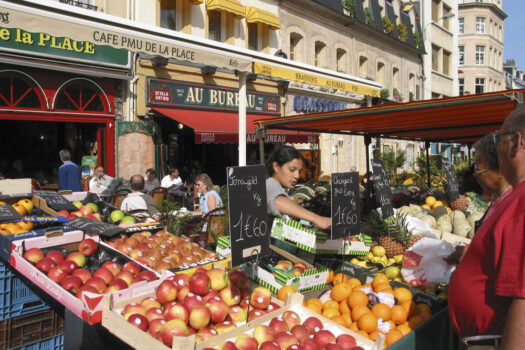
[385,266,401,279]
[425,196,436,207]
[372,246,386,257]
[394,255,403,264]
[387,258,396,266]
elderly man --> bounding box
[448,105,525,349]
[88,166,111,195]
[120,175,160,220]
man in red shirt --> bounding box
[449,105,525,349]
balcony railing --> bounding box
[59,0,98,11]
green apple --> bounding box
[72,201,83,209]
[86,202,99,213]
[110,210,125,223]
[120,216,136,224]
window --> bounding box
[459,46,464,65]
[0,72,44,109]
[458,18,464,34]
[160,0,176,30]
[476,45,485,65]
[476,17,485,34]
[336,49,346,72]
[459,78,465,96]
[476,0,483,2]
[443,6,452,30]
[248,23,258,50]
[393,67,399,91]
[359,56,368,78]
[314,41,326,67]
[208,10,221,42]
[443,50,450,76]
[432,45,439,71]
[431,0,439,22]
[475,78,485,94]
[290,33,302,61]
[56,80,106,112]
[376,62,385,85]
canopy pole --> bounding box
[257,128,266,165]
[467,144,472,165]
[364,135,371,213]
[425,141,431,188]
[238,71,247,166]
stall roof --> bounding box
[255,90,525,144]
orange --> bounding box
[326,269,334,284]
[306,298,323,310]
[322,307,340,319]
[351,305,371,322]
[362,283,373,290]
[416,303,431,315]
[371,303,391,321]
[342,312,352,328]
[347,290,369,309]
[306,303,322,314]
[277,285,296,302]
[391,305,408,325]
[356,330,369,339]
[339,300,351,314]
[400,300,417,318]
[346,277,362,289]
[419,310,432,321]
[374,283,393,293]
[332,282,352,302]
[397,323,412,336]
[357,313,378,333]
[394,287,413,303]
[324,300,340,310]
[372,274,389,289]
[331,315,347,327]
[349,322,359,332]
[333,273,348,285]
[425,196,436,207]
[408,315,425,329]
[386,330,404,346]
[368,330,380,341]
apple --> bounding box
[240,297,251,310]
[277,260,293,269]
[138,270,157,282]
[128,313,149,332]
[78,238,98,256]
[202,290,220,304]
[228,270,249,289]
[189,304,211,330]
[269,317,289,334]
[219,341,239,350]
[177,286,190,302]
[160,319,191,346]
[303,317,324,335]
[47,266,69,284]
[260,342,280,350]
[220,286,241,306]
[17,198,34,212]
[267,302,281,313]
[72,269,92,284]
[253,325,276,345]
[229,305,247,323]
[206,297,229,323]
[122,261,141,276]
[248,308,267,321]
[282,311,301,330]
[23,248,44,264]
[207,269,229,291]
[66,252,86,268]
[122,302,147,320]
[196,327,218,343]
[44,250,65,265]
[72,201,83,209]
[86,202,99,213]
[214,320,236,334]
[93,267,114,284]
[274,332,299,350]
[156,280,178,304]
[251,286,272,309]
[92,213,102,221]
[291,325,309,343]
[189,272,211,296]
[164,302,189,323]
[236,334,259,350]
[240,287,251,300]
[12,203,27,216]
[79,205,94,216]
[149,318,166,337]
[75,285,98,299]
[336,334,357,350]
[102,261,121,276]
[313,330,336,348]
[145,307,165,322]
[35,257,56,272]
[107,279,128,292]
[110,210,125,223]
[61,275,83,293]
[324,344,343,350]
[301,339,321,350]
[138,297,159,311]
[84,277,107,294]
[57,209,70,217]
[184,293,203,310]
[116,271,134,286]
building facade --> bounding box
[504,59,525,90]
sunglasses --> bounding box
[493,130,518,144]
[474,163,489,175]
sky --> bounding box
[503,1,525,68]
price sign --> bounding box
[0,204,23,222]
[371,160,395,218]
[227,165,269,267]
[442,158,460,201]
[34,191,77,211]
[65,217,125,237]
[331,172,360,239]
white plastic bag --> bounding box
[401,237,456,288]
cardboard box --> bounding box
[9,230,160,324]
[0,179,31,196]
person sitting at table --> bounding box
[144,168,160,194]
[120,175,160,220]
[89,166,111,195]
[266,145,331,230]
[195,173,223,216]
[161,166,187,203]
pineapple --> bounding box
[362,211,414,258]
[450,195,468,212]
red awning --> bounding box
[152,107,318,144]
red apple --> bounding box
[282,311,301,330]
[138,270,157,282]
[102,261,121,277]
[260,342,281,350]
[128,313,149,332]
[164,302,189,323]
[189,304,211,330]
[253,325,276,345]
[35,257,56,272]
[291,325,310,343]
[57,209,70,217]
[184,293,203,310]
[229,305,247,323]
[248,308,267,321]
[214,320,236,334]
[172,273,190,290]
[75,284,98,299]
[313,330,336,348]
[228,270,249,289]
[202,290,220,304]
[177,286,190,302]
[141,297,162,310]
[145,307,165,322]
[274,332,299,350]
[267,302,281,313]
[66,252,86,267]
[240,287,252,300]
[302,339,321,350]
[303,317,324,335]
[218,341,239,350]
[107,278,128,292]
[207,268,229,291]
[93,267,114,284]
[61,275,83,293]
[23,248,44,264]
[240,296,250,309]
[269,317,289,334]
[220,286,241,306]
[122,302,147,320]
[72,268,92,284]
[156,280,178,304]
[336,335,357,350]
[46,250,65,264]
[149,318,166,337]
[122,261,141,276]
[78,238,98,256]
[235,334,258,350]
[189,272,211,296]
[196,327,219,343]
[206,297,229,323]
[251,286,272,309]
[324,344,343,350]
[79,205,94,216]
[84,277,107,294]
[58,260,78,274]
[116,271,134,286]
[47,266,69,284]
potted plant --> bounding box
[414,32,423,49]
[382,17,395,35]
[343,0,356,16]
[364,8,376,27]
[397,23,408,42]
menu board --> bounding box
[34,191,78,211]
[331,172,360,239]
[0,204,23,222]
[371,160,395,218]
[442,158,460,201]
[65,217,124,237]
[227,165,269,267]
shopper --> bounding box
[265,145,331,230]
[120,175,160,220]
[58,149,81,192]
[144,168,160,194]
[448,105,525,349]
[88,166,110,195]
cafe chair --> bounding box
[149,187,167,207]
[111,188,131,208]
[31,178,42,191]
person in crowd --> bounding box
[144,168,160,194]
[58,149,81,192]
[120,175,160,220]
[88,166,110,195]
[448,105,525,349]
[161,166,185,191]
[195,173,223,216]
[265,145,331,229]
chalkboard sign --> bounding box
[0,204,23,222]
[227,165,269,267]
[34,191,77,211]
[442,158,460,201]
[331,172,360,240]
[371,160,395,218]
[65,217,124,237]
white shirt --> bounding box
[89,175,109,195]
[161,175,183,190]
[120,192,159,217]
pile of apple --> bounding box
[22,238,158,297]
[106,230,219,273]
[0,198,36,235]
[120,268,279,347]
[211,311,364,350]
[270,260,309,277]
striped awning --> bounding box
[246,6,280,30]
[206,0,245,18]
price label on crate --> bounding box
[227,165,269,267]
[34,191,77,211]
[331,172,360,239]
[65,217,124,237]
[371,160,394,218]
[0,204,22,222]
[442,157,460,201]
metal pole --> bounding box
[467,144,471,165]
[238,72,247,166]
[425,141,431,187]
[258,128,265,164]
[364,136,371,212]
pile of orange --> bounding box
[304,273,433,348]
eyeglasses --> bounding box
[474,163,489,175]
[493,130,518,144]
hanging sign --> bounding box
[371,160,394,218]
[331,172,360,239]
